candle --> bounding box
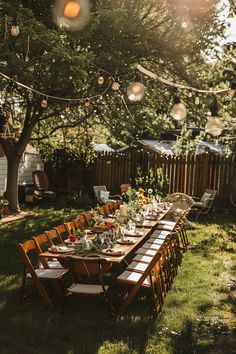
[120,204,127,217]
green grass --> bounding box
[0,210,235,354]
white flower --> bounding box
[148,188,153,194]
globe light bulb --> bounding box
[127,82,145,101]
[64,1,81,18]
[195,96,200,105]
[41,97,48,108]
[98,72,104,85]
[65,102,71,112]
[205,117,223,137]
[84,99,90,107]
[111,81,120,91]
[171,102,187,121]
[11,16,19,37]
[53,0,91,31]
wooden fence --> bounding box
[45,151,236,208]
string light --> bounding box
[41,96,48,108]
[65,100,71,112]
[170,96,187,121]
[84,99,90,107]
[127,82,145,101]
[111,81,120,91]
[205,117,223,137]
[98,71,104,85]
[52,0,91,31]
[64,1,81,18]
[195,96,200,105]
[11,16,19,37]
[229,82,236,97]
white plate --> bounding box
[124,231,144,237]
[116,238,136,245]
[49,246,74,253]
[101,249,125,257]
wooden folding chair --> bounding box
[63,255,114,315]
[116,251,163,317]
[54,224,69,241]
[83,212,95,228]
[17,240,68,311]
[46,228,63,245]
[33,233,65,269]
[64,221,77,235]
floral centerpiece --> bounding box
[75,230,118,255]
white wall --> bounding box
[0,153,44,195]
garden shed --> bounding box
[0,143,44,194]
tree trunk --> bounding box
[5,154,21,213]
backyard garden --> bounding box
[0,0,236,353]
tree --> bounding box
[0,0,226,212]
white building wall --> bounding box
[0,153,44,195]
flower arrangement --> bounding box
[75,230,118,255]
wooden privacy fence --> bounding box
[45,151,236,208]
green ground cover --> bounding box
[0,209,235,354]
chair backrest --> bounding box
[32,233,52,268]
[200,189,217,208]
[93,185,109,204]
[67,256,112,282]
[33,232,52,252]
[75,215,86,231]
[54,224,68,240]
[17,240,39,273]
[46,229,63,245]
[32,170,49,192]
[93,185,107,198]
[83,212,95,228]
[64,221,77,235]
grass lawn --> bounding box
[0,209,235,354]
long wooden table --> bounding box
[39,209,171,265]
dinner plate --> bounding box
[49,246,74,253]
[145,216,159,221]
[124,231,144,237]
[64,239,82,245]
[116,238,136,245]
[101,249,125,257]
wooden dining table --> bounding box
[39,208,171,265]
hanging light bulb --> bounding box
[53,0,91,31]
[127,82,145,101]
[11,16,20,37]
[205,117,223,137]
[170,96,187,121]
[5,92,13,103]
[98,71,104,85]
[84,99,90,107]
[111,81,120,91]
[229,82,236,97]
[64,1,81,18]
[65,101,71,112]
[195,96,200,105]
[188,91,193,98]
[41,96,48,108]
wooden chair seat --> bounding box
[117,270,150,287]
[27,268,68,279]
[156,224,175,231]
[142,242,163,250]
[158,220,176,226]
[135,248,157,256]
[39,260,65,269]
[132,254,154,264]
[68,283,109,295]
[126,261,149,273]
